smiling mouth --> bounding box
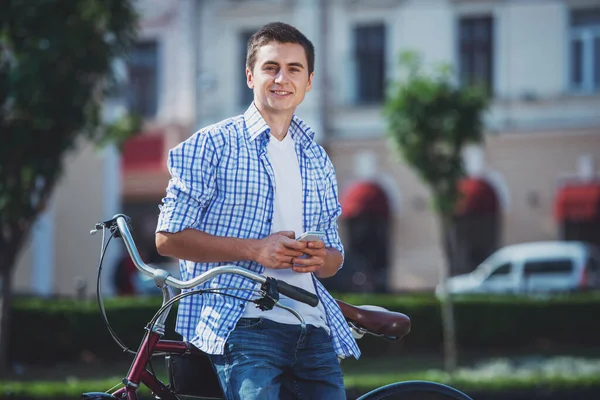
[271,90,292,96]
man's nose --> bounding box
[274,70,289,83]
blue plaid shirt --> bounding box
[156,104,361,359]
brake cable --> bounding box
[95,228,136,355]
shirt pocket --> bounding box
[219,172,271,207]
[208,162,272,236]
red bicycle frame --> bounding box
[110,332,204,400]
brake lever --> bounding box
[89,215,132,238]
[255,277,279,311]
[89,223,105,236]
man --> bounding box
[155,22,360,400]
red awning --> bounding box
[122,133,165,172]
[554,182,600,222]
[455,178,499,217]
[340,181,389,219]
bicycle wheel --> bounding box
[356,380,473,400]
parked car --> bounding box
[436,241,600,296]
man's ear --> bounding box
[305,72,314,93]
[246,67,254,89]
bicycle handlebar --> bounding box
[98,215,319,307]
[275,280,320,308]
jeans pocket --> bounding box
[235,317,263,329]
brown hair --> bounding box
[246,22,315,75]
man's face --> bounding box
[247,41,314,116]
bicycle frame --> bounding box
[108,268,212,399]
[110,335,205,400]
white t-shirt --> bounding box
[242,132,328,331]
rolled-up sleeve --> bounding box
[320,157,345,265]
[156,131,219,234]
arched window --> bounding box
[554,181,600,247]
[452,177,501,275]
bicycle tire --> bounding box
[356,380,473,400]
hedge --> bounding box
[9,296,178,363]
[335,291,600,357]
[9,292,600,363]
[2,370,600,400]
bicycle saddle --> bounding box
[335,300,411,339]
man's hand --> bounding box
[252,231,307,269]
[292,240,327,274]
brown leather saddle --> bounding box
[335,299,411,339]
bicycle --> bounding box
[82,214,473,400]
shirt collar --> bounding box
[244,103,270,141]
[243,102,316,147]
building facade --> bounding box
[185,0,600,290]
[14,0,600,295]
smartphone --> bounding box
[296,231,325,242]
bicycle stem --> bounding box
[152,269,177,335]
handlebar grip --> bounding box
[276,280,319,307]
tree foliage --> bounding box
[0,0,140,375]
[384,51,489,216]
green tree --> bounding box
[0,0,140,376]
[384,51,489,372]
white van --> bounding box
[437,241,600,296]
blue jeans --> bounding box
[208,318,346,400]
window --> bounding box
[458,16,494,93]
[126,41,159,118]
[353,23,386,104]
[523,259,574,275]
[570,8,600,93]
[488,263,511,278]
[240,30,256,106]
